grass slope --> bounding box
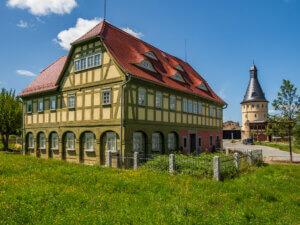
[255,141,300,154]
[0,153,299,225]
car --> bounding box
[243,138,254,145]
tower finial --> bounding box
[104,0,107,21]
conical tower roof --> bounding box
[241,64,267,104]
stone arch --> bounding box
[151,131,165,154]
[167,131,179,152]
[62,131,76,161]
[25,132,34,154]
[100,131,120,165]
[37,132,46,157]
[132,131,148,157]
[48,132,59,158]
[79,131,96,164]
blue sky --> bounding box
[0,0,299,123]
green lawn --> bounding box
[0,153,299,225]
[255,141,300,154]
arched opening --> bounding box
[63,132,76,161]
[133,131,147,157]
[37,132,46,157]
[167,132,178,152]
[49,132,59,158]
[100,131,119,165]
[151,132,164,154]
[25,132,34,154]
[80,132,96,163]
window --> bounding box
[216,108,222,118]
[183,98,188,112]
[27,100,32,113]
[133,132,145,152]
[50,133,59,150]
[87,56,94,68]
[84,133,95,151]
[256,104,259,108]
[137,60,156,73]
[193,101,198,114]
[50,96,56,110]
[155,91,162,108]
[94,54,101,66]
[175,64,184,72]
[145,51,158,60]
[38,98,44,112]
[68,94,76,109]
[209,106,216,117]
[80,58,86,70]
[28,133,34,148]
[138,88,146,106]
[170,95,176,110]
[255,114,257,118]
[102,89,111,105]
[65,133,75,150]
[39,133,46,149]
[106,132,117,152]
[198,137,202,147]
[188,100,193,113]
[168,133,177,151]
[198,102,203,115]
[183,138,187,148]
[152,133,162,152]
[209,136,213,146]
[74,53,102,72]
[198,83,208,91]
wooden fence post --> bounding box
[213,156,220,181]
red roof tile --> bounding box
[21,21,224,105]
[19,56,67,97]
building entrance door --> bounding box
[190,134,196,154]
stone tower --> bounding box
[241,64,268,141]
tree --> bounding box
[0,89,22,151]
[272,79,300,162]
[266,115,289,140]
[295,113,300,147]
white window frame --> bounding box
[74,53,102,72]
[84,133,95,152]
[65,133,75,151]
[102,89,111,105]
[28,133,34,148]
[193,101,198,114]
[155,91,162,108]
[38,98,44,112]
[138,87,146,106]
[94,53,101,66]
[27,100,32,113]
[188,100,193,113]
[50,133,59,150]
[133,132,144,152]
[39,133,46,149]
[68,94,76,109]
[106,132,117,152]
[152,133,162,152]
[169,95,176,110]
[50,96,57,111]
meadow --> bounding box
[0,153,299,225]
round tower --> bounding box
[241,64,268,141]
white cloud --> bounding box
[122,27,143,39]
[7,0,77,16]
[55,17,102,50]
[17,20,29,28]
[16,70,36,77]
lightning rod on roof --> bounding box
[104,0,107,21]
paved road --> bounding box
[223,140,300,162]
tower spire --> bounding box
[103,0,107,21]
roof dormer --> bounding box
[136,59,157,73]
[144,51,158,60]
[197,83,208,91]
[175,64,184,72]
[171,72,185,83]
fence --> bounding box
[106,149,263,181]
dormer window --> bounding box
[197,83,208,91]
[144,51,158,60]
[175,64,184,72]
[171,72,185,83]
[137,60,156,73]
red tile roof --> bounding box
[21,21,225,105]
[19,56,67,97]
